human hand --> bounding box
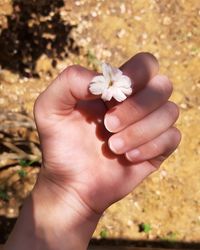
[34,52,180,213]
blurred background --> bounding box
[0,0,199,248]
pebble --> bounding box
[180,103,188,109]
[127,220,133,227]
[160,33,166,39]
[7,208,17,218]
[101,49,112,58]
[163,16,172,25]
[75,0,83,6]
[187,32,192,38]
[154,52,160,59]
[91,11,97,17]
[175,50,181,55]
[155,190,161,196]
[120,3,126,14]
[134,15,142,21]
[116,29,126,38]
[160,169,168,178]
[133,201,141,210]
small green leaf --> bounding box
[139,223,152,233]
[19,159,37,167]
[19,159,28,166]
[87,50,96,63]
[0,189,9,201]
[17,169,28,178]
[191,47,198,52]
[100,228,108,238]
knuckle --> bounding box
[62,65,81,79]
[152,155,167,168]
[126,99,141,118]
[165,101,180,122]
[133,52,159,73]
[58,64,83,86]
[131,125,146,142]
[155,75,173,97]
[33,94,42,115]
[170,127,182,145]
[151,141,160,153]
[33,93,43,122]
[137,52,159,65]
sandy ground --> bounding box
[0,0,200,244]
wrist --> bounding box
[33,170,101,249]
[5,167,101,250]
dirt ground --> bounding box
[0,0,200,245]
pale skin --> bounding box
[5,53,181,250]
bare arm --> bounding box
[5,53,181,250]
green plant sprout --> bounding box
[17,169,28,178]
[0,189,9,201]
[139,223,152,233]
[19,159,37,167]
[100,228,108,239]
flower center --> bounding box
[108,80,114,87]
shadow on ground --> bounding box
[0,0,79,77]
[90,239,200,249]
[1,218,200,249]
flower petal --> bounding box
[89,75,108,95]
[114,75,132,88]
[101,88,113,101]
[89,83,104,95]
[90,75,107,84]
[111,66,123,80]
[112,67,123,81]
[120,87,133,96]
[113,88,127,102]
[102,63,112,82]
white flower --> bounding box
[89,63,133,102]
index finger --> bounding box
[106,52,159,108]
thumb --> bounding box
[34,65,99,117]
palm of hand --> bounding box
[38,99,153,213]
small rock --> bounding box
[7,208,16,218]
[160,169,168,178]
[163,16,172,25]
[116,29,126,38]
[133,201,141,210]
[127,220,133,227]
[134,16,142,21]
[160,33,166,39]
[180,103,188,109]
[142,32,148,39]
[155,190,161,196]
[91,11,97,17]
[120,3,126,14]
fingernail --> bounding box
[109,137,124,153]
[104,115,120,132]
[126,149,140,161]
